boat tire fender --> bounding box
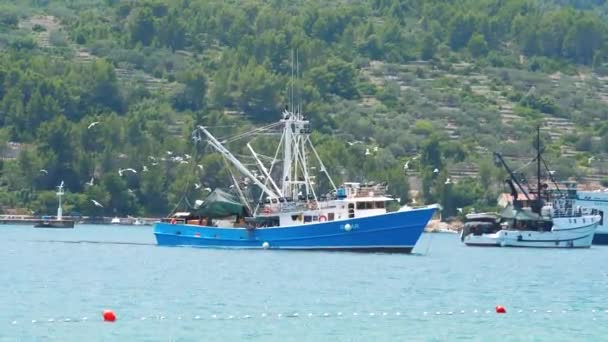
[170,218,176,224]
[319,215,327,222]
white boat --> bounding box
[554,183,608,245]
[462,207,599,248]
[110,217,120,225]
[461,127,599,248]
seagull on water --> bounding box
[365,148,371,156]
[588,156,596,165]
[433,168,439,174]
[197,164,204,171]
[403,161,410,171]
[118,168,137,176]
[91,199,103,208]
[128,188,135,194]
[142,165,149,172]
[445,177,452,184]
[39,169,48,174]
[87,121,100,129]
[195,183,201,190]
[203,187,212,192]
[457,208,463,213]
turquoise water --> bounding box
[1,225,608,341]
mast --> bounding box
[537,126,542,204]
[56,181,64,220]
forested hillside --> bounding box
[1,0,608,218]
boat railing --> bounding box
[552,208,583,218]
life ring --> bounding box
[319,215,327,222]
[170,218,177,224]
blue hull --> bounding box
[154,207,436,253]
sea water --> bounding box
[1,225,607,341]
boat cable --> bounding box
[167,133,203,217]
[220,121,283,145]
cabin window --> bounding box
[600,211,604,226]
[365,202,373,209]
[348,203,355,218]
[328,213,335,221]
[375,201,385,209]
[291,215,300,221]
[304,216,312,223]
[356,202,365,210]
[573,219,576,224]
[313,216,319,221]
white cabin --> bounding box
[258,182,397,227]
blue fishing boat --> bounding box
[154,107,438,252]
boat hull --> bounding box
[154,206,436,253]
[463,216,599,248]
[34,220,75,229]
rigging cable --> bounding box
[167,130,204,217]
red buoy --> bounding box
[103,310,116,322]
[495,305,506,314]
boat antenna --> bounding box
[534,125,543,213]
[297,48,301,115]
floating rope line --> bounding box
[7,308,608,325]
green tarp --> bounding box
[195,189,249,218]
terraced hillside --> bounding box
[2,0,608,218]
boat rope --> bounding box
[512,157,535,174]
[167,134,203,217]
[220,121,283,145]
[254,132,285,215]
[8,307,608,326]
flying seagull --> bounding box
[365,148,371,156]
[403,161,410,171]
[457,208,463,213]
[194,183,201,190]
[91,199,103,208]
[39,169,48,174]
[87,121,100,129]
[588,156,596,165]
[142,165,149,172]
[118,168,137,176]
[197,164,204,171]
[85,177,94,186]
[445,177,452,185]
[203,187,212,192]
[433,168,439,173]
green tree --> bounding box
[468,33,488,57]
